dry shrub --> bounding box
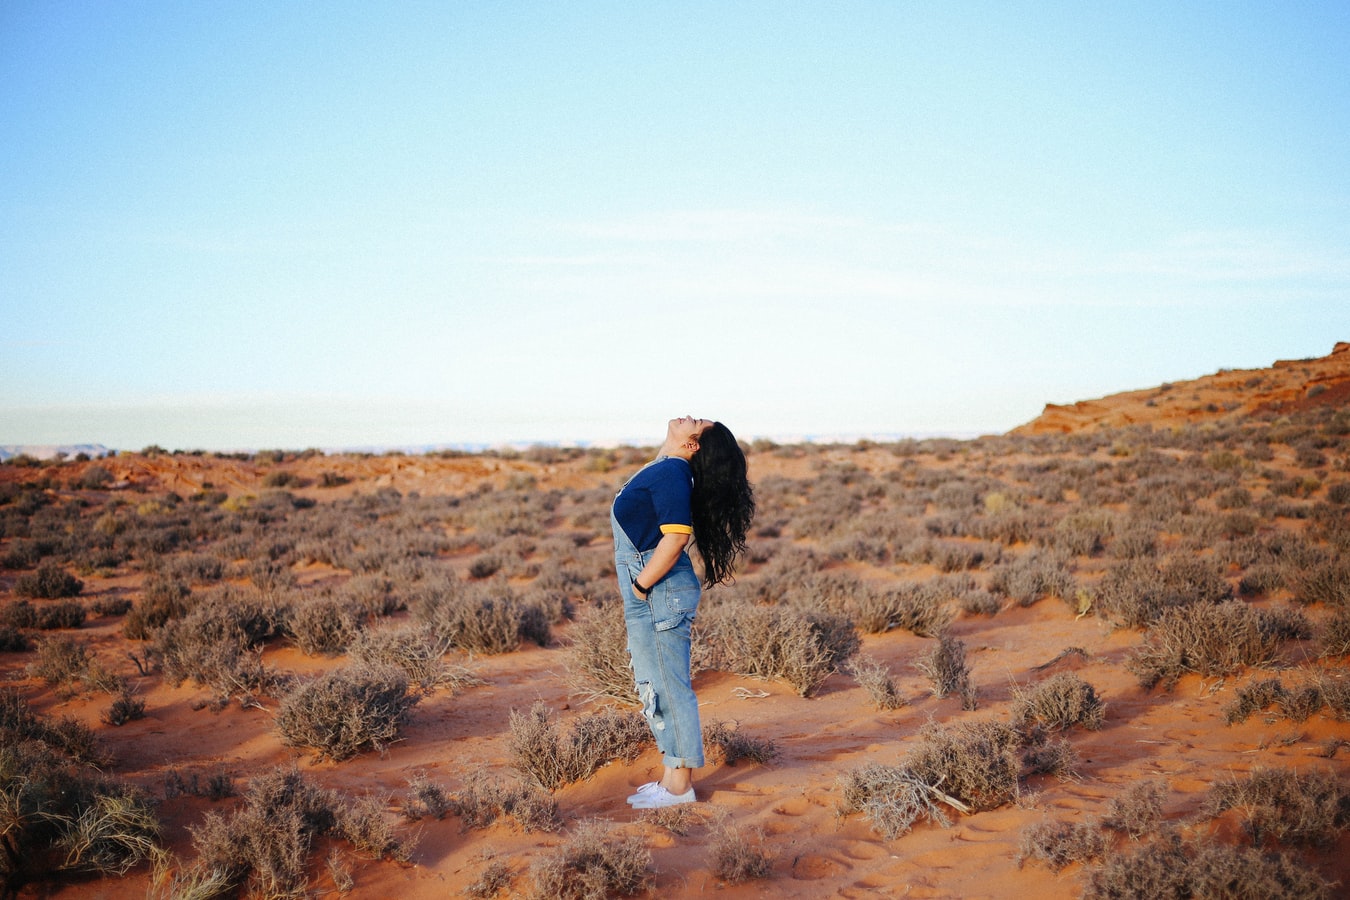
[1126,601,1290,691]
[1021,736,1079,781]
[639,803,705,835]
[836,763,953,839]
[338,794,413,862]
[183,767,341,899]
[566,603,638,703]
[418,582,548,654]
[29,599,88,630]
[0,601,36,631]
[1053,509,1115,556]
[915,633,977,709]
[401,773,451,822]
[450,768,562,833]
[508,702,649,791]
[704,720,780,766]
[1293,558,1350,607]
[163,768,236,801]
[1,692,156,896]
[1202,766,1350,848]
[1103,779,1167,839]
[1016,818,1106,870]
[28,634,92,688]
[956,585,1003,616]
[14,561,83,599]
[907,719,1021,812]
[846,653,905,710]
[1321,605,1350,656]
[289,595,364,655]
[1011,672,1106,733]
[152,586,286,700]
[852,582,954,636]
[526,818,651,900]
[841,717,1024,837]
[274,664,419,761]
[1223,677,1290,725]
[0,688,105,765]
[465,857,516,899]
[102,688,146,726]
[988,550,1075,607]
[707,813,774,882]
[0,626,28,653]
[1226,673,1350,725]
[348,624,475,694]
[1095,555,1232,628]
[123,574,191,639]
[1082,832,1331,900]
[701,602,859,697]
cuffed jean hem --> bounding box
[662,754,704,770]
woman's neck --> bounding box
[658,439,696,461]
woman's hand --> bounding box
[634,532,689,597]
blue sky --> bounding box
[3,2,1348,450]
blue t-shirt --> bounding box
[613,456,694,552]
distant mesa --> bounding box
[1013,341,1350,436]
[0,443,112,463]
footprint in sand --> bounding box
[839,839,889,861]
[790,853,846,880]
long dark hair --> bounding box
[689,422,755,587]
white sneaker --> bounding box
[625,782,660,805]
[630,785,696,809]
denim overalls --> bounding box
[612,468,705,769]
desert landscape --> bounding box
[2,343,1349,900]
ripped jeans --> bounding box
[612,510,705,769]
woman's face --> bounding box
[668,416,714,450]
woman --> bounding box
[611,415,755,809]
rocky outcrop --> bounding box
[1013,343,1350,435]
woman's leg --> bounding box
[662,764,693,794]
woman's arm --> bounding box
[633,531,690,594]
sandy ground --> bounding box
[3,343,1349,898]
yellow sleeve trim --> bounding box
[659,524,693,536]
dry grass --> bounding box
[905,719,1022,812]
[450,768,562,833]
[1011,672,1106,733]
[1103,779,1167,840]
[565,603,638,703]
[846,653,906,710]
[838,718,1025,839]
[508,702,649,791]
[1202,766,1350,848]
[700,601,860,697]
[707,812,774,882]
[274,664,419,761]
[1126,601,1292,690]
[915,633,977,710]
[464,857,516,899]
[836,762,954,839]
[401,772,452,822]
[1016,818,1106,871]
[526,818,651,900]
[704,720,780,766]
[1082,831,1332,900]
